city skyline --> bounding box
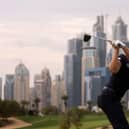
[1,0,129,83]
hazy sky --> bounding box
[0,0,129,85]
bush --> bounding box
[59,108,85,129]
[59,114,71,129]
[42,106,59,115]
[0,100,20,120]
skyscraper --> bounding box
[14,63,30,103]
[85,67,110,106]
[41,68,51,107]
[4,74,14,100]
[112,16,128,41]
[51,75,66,111]
[81,48,98,105]
[81,15,106,106]
[29,87,36,111]
[92,15,107,67]
[0,78,2,99]
[34,74,44,111]
[34,67,51,110]
[64,38,82,108]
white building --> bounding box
[51,75,66,111]
[34,68,51,111]
[14,63,30,103]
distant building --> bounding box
[112,16,128,41]
[34,68,51,111]
[64,38,82,108]
[92,15,107,67]
[34,74,44,111]
[4,74,14,100]
[108,16,129,65]
[14,63,30,103]
[85,67,110,106]
[0,78,2,99]
[41,68,51,107]
[29,87,36,111]
[82,15,107,106]
[51,75,66,111]
[81,47,98,105]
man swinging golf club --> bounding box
[84,34,129,129]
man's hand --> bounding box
[112,40,126,48]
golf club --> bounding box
[83,33,113,45]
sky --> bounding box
[0,0,129,86]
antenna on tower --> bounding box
[104,14,109,35]
[17,40,24,64]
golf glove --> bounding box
[113,40,126,47]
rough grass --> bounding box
[18,113,111,129]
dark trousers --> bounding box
[97,89,129,129]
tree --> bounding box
[0,100,20,120]
[59,108,84,129]
[87,100,92,112]
[69,108,84,129]
[59,113,71,129]
[42,106,58,115]
[34,97,40,114]
[61,95,68,112]
[21,100,30,114]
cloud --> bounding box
[0,0,129,83]
[0,16,94,82]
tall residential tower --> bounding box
[14,63,30,103]
[4,74,14,100]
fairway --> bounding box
[18,113,110,129]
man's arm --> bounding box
[108,46,121,74]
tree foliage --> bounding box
[0,100,20,120]
[59,108,84,129]
[34,97,40,113]
[42,106,59,115]
[59,113,71,129]
[21,100,30,114]
[61,95,68,112]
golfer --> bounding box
[97,40,129,129]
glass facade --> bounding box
[64,38,82,108]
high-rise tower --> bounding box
[4,74,14,100]
[92,15,107,67]
[112,16,128,41]
[14,63,30,103]
[64,38,82,107]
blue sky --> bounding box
[0,0,129,84]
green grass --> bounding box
[18,115,60,129]
[18,113,111,129]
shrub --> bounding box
[42,106,59,115]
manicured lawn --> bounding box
[18,113,111,129]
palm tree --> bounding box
[21,100,30,114]
[34,97,40,114]
[87,100,92,112]
[61,95,68,112]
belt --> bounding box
[103,86,114,93]
[102,86,120,101]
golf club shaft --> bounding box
[92,35,113,45]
